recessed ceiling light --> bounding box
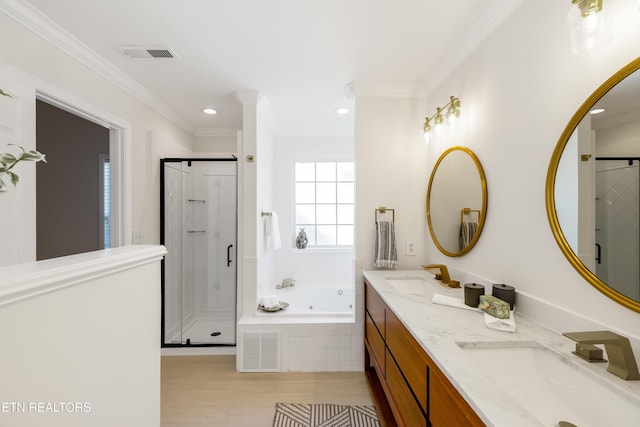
[590,108,606,115]
[203,108,217,115]
[336,107,349,115]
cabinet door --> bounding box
[365,281,386,338]
[386,349,427,427]
[386,308,428,412]
[429,365,485,427]
[365,311,386,377]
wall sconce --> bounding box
[567,0,612,54]
[423,96,460,143]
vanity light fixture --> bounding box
[335,107,349,115]
[590,107,606,114]
[423,96,460,143]
[567,0,612,54]
[203,108,217,115]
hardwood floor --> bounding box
[161,355,376,427]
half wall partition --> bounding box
[161,158,237,346]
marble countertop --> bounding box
[363,269,640,427]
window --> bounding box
[294,161,354,247]
[99,154,111,248]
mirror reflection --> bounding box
[548,57,640,312]
[427,146,487,257]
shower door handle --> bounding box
[595,243,601,264]
[227,244,233,267]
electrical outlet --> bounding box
[405,239,416,256]
[133,230,144,244]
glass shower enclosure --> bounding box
[595,158,640,301]
[161,158,237,346]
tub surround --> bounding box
[363,269,640,426]
[237,282,362,372]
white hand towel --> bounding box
[266,212,282,250]
[432,294,481,312]
[484,311,516,333]
[260,295,279,308]
[269,212,282,249]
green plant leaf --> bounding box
[8,171,19,186]
[0,89,12,98]
[1,153,16,163]
[0,144,46,191]
[20,152,46,162]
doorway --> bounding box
[36,100,111,260]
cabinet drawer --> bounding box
[386,349,427,427]
[386,308,428,412]
[365,312,386,377]
[429,365,485,427]
[365,281,385,338]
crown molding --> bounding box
[0,0,195,134]
[423,0,523,97]
[234,90,264,105]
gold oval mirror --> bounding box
[427,146,487,257]
[546,57,640,313]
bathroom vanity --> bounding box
[365,277,483,426]
[365,275,483,426]
[363,270,640,427]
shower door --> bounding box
[595,159,640,301]
[161,158,237,346]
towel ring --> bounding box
[460,208,480,223]
[375,207,395,224]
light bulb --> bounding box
[567,0,612,54]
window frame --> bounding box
[293,160,355,249]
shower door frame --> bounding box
[160,156,238,348]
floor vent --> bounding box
[240,331,280,372]
[116,45,179,59]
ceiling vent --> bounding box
[117,45,179,59]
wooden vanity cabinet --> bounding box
[364,279,485,427]
[430,365,485,426]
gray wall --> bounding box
[36,100,109,260]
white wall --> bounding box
[354,0,640,346]
[597,118,640,155]
[271,136,354,287]
[0,246,165,427]
[194,132,238,154]
[0,11,194,251]
[355,96,427,274]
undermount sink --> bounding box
[456,340,640,427]
[383,276,452,300]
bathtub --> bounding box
[254,285,355,322]
[238,284,360,372]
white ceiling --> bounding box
[21,0,520,137]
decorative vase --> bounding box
[295,228,308,249]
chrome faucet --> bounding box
[563,331,640,380]
[423,264,460,288]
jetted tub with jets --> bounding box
[255,285,354,322]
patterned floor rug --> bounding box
[272,403,381,427]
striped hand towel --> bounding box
[374,220,397,269]
[459,221,478,250]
